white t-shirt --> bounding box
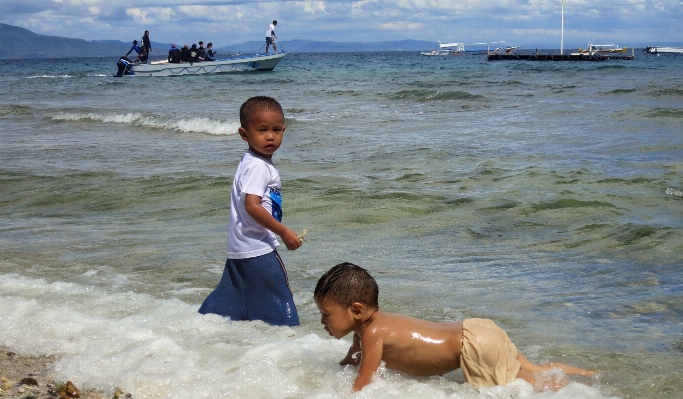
[266,24,275,38]
[227,151,282,259]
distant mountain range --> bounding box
[0,23,436,59]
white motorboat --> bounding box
[645,46,683,54]
[120,52,286,77]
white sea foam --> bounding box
[51,112,239,136]
[0,273,610,399]
[52,112,142,124]
[27,75,73,79]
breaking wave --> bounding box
[51,112,240,136]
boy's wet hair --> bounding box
[314,263,379,309]
[239,96,284,128]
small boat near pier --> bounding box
[576,43,628,54]
[420,41,465,56]
[420,41,512,56]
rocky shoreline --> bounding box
[0,348,130,399]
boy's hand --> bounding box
[281,227,303,250]
[339,351,360,366]
[244,194,303,251]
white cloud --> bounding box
[303,1,326,13]
[125,7,149,22]
[378,20,423,30]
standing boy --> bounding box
[141,30,152,58]
[314,263,597,392]
[265,20,278,53]
[199,96,302,326]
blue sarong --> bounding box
[198,251,300,326]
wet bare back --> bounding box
[359,312,463,377]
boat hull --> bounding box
[130,52,285,76]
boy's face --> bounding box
[238,109,286,160]
[315,297,357,339]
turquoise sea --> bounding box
[0,50,682,398]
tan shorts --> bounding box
[460,318,521,387]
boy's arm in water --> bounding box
[353,328,384,392]
[244,193,302,250]
[340,333,361,366]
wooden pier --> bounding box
[487,53,635,62]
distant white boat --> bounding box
[491,46,521,54]
[645,46,683,54]
[576,43,628,54]
[420,41,465,56]
[421,41,510,56]
[117,52,286,77]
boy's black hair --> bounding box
[239,96,284,128]
[314,263,379,309]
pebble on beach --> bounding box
[1,347,131,399]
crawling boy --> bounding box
[314,263,597,391]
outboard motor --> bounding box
[115,56,133,77]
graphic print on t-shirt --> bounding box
[270,187,282,222]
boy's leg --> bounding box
[516,351,597,390]
[198,258,248,320]
[243,251,300,326]
[517,352,597,376]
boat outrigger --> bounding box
[644,46,683,54]
[115,52,286,77]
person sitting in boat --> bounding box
[136,48,148,64]
[189,43,200,62]
[168,44,181,63]
[124,40,141,58]
[180,45,191,62]
[205,42,217,61]
[197,41,207,61]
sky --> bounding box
[1,0,682,48]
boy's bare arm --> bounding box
[244,194,301,250]
[340,333,361,366]
[353,331,383,392]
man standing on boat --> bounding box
[265,20,277,53]
[141,30,152,61]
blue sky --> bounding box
[1,1,681,48]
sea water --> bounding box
[0,51,682,398]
